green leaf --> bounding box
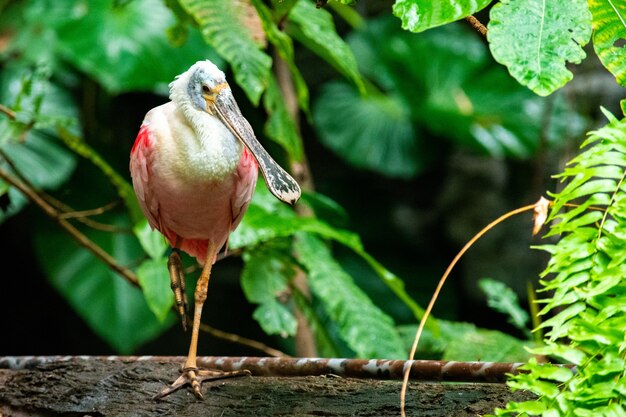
[136,257,175,322]
[530,341,587,365]
[270,0,298,20]
[241,246,293,304]
[313,82,422,178]
[479,278,530,335]
[521,358,575,382]
[179,0,272,105]
[487,0,592,96]
[392,0,493,33]
[43,0,223,94]
[252,300,297,338]
[241,244,297,337]
[295,233,407,359]
[494,114,626,417]
[133,219,168,260]
[33,214,174,353]
[589,0,626,86]
[287,0,364,93]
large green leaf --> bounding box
[33,214,175,353]
[179,0,272,105]
[287,0,364,93]
[252,300,297,338]
[133,219,168,260]
[393,0,493,33]
[0,135,77,222]
[241,245,298,337]
[136,257,174,323]
[295,233,407,359]
[313,82,421,178]
[487,0,592,96]
[589,0,626,86]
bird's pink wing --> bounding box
[231,146,258,231]
[129,124,163,233]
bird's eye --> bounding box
[201,85,210,94]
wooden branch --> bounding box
[465,15,487,37]
[0,104,16,120]
[0,166,140,286]
[0,356,536,416]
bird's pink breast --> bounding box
[130,107,258,264]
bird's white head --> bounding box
[169,60,228,113]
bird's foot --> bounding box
[167,249,189,331]
[154,367,251,400]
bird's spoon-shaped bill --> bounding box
[213,91,301,205]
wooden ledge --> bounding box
[0,357,534,416]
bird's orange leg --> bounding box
[167,248,188,331]
[155,242,250,400]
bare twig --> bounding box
[465,15,487,37]
[0,166,140,286]
[59,200,120,219]
[51,197,131,233]
[198,322,289,358]
[0,103,16,120]
[0,135,127,234]
[400,201,540,417]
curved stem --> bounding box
[400,202,538,417]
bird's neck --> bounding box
[169,103,243,181]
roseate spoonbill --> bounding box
[129,60,301,399]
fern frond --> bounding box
[493,113,626,415]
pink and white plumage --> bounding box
[129,60,300,399]
[130,101,257,264]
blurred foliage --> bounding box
[313,17,585,178]
[0,4,625,414]
[399,320,533,362]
